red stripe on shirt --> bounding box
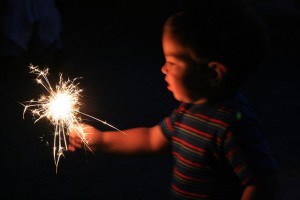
[194,113,229,127]
[171,184,209,198]
[225,131,234,140]
[241,174,254,185]
[179,106,228,127]
[226,147,239,159]
[173,152,203,168]
[166,117,174,132]
[173,137,205,153]
[234,162,246,173]
[174,168,209,183]
[174,122,213,139]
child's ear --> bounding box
[208,61,228,86]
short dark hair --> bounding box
[163,0,268,87]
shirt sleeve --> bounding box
[223,120,278,186]
[159,110,177,140]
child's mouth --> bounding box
[166,83,171,91]
[165,79,171,90]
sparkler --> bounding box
[22,64,125,173]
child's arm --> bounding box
[68,124,170,155]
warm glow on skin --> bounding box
[161,31,207,104]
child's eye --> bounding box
[166,61,175,66]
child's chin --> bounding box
[173,94,184,102]
[167,85,172,91]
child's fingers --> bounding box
[69,133,84,149]
[69,140,83,149]
[69,130,83,141]
[74,136,82,143]
[68,144,75,152]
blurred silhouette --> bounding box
[0,0,63,72]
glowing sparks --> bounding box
[49,92,73,121]
[22,64,125,172]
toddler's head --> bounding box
[161,0,267,103]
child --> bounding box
[69,1,278,199]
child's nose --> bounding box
[161,64,167,74]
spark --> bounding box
[22,64,126,173]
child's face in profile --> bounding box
[161,31,207,104]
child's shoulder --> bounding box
[182,93,257,128]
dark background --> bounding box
[0,0,299,199]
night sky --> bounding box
[0,0,299,199]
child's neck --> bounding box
[191,90,237,105]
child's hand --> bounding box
[68,124,102,152]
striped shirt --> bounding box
[160,93,277,199]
